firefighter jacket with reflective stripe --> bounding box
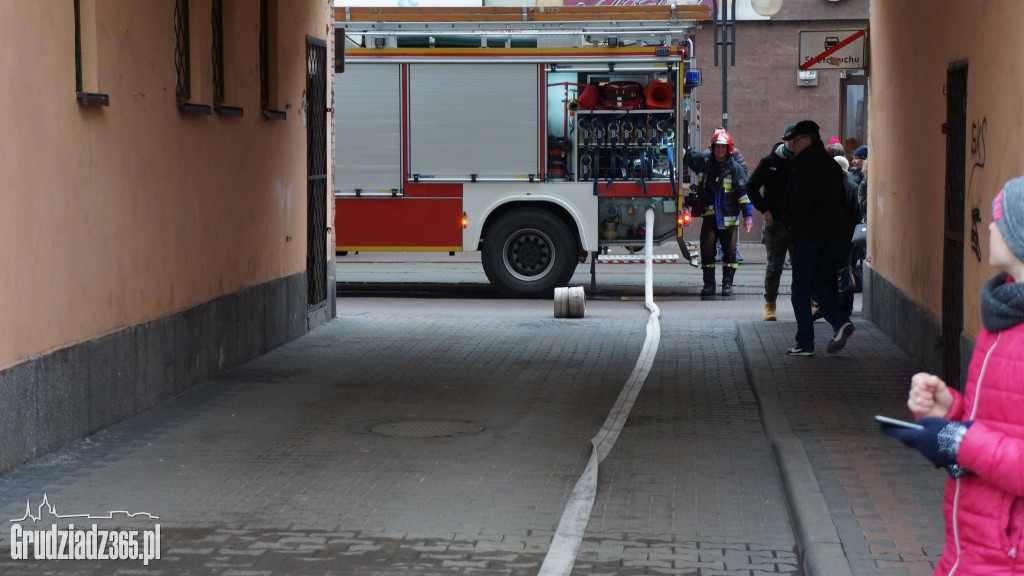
[683,150,752,229]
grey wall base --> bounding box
[862,266,975,387]
[0,272,334,475]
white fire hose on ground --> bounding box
[538,207,662,576]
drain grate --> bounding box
[370,420,485,438]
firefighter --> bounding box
[683,129,753,296]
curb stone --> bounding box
[737,321,854,576]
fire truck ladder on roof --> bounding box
[334,5,709,45]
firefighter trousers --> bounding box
[700,218,738,274]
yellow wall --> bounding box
[0,0,333,369]
[870,0,1024,337]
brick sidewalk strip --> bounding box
[742,318,946,576]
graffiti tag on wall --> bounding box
[969,118,987,262]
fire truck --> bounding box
[332,5,709,297]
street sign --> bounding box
[798,29,866,71]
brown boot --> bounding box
[763,301,777,321]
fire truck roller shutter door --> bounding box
[409,63,537,180]
[334,63,402,196]
[481,208,578,299]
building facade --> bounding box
[865,0,1024,387]
[686,0,868,243]
[0,0,336,473]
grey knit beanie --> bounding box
[994,176,1024,262]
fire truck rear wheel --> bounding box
[482,209,577,299]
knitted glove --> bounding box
[880,417,972,478]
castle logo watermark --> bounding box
[9,494,160,565]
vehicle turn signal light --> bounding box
[679,208,691,227]
[461,212,468,228]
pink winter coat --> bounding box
[935,321,1024,575]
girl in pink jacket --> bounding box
[881,175,1024,575]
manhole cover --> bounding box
[370,420,485,438]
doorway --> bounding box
[306,36,328,309]
[839,71,867,155]
[942,60,968,389]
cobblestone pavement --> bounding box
[0,297,799,575]
[0,274,945,575]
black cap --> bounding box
[782,120,820,141]
[781,124,797,140]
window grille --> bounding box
[212,0,224,104]
[174,0,191,100]
[74,0,109,106]
[75,0,82,92]
[306,37,328,306]
[259,0,285,119]
[259,0,268,109]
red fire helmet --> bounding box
[710,129,734,154]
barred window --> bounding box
[259,0,269,109]
[175,0,211,115]
[174,0,191,101]
[212,0,224,103]
[260,0,286,120]
[75,0,83,93]
[211,0,242,116]
[74,0,108,106]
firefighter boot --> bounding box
[700,268,716,297]
[721,266,736,296]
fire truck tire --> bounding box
[482,208,578,299]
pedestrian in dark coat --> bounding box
[746,125,796,320]
[780,120,854,356]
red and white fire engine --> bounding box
[332,6,708,297]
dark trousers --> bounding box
[700,219,737,271]
[839,243,864,315]
[790,238,850,350]
[761,221,790,303]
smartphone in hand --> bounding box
[874,415,925,430]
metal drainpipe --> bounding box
[712,0,736,130]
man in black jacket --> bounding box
[781,120,854,356]
[746,124,796,320]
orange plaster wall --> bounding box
[0,0,333,369]
[869,0,1024,337]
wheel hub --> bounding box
[506,231,553,278]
